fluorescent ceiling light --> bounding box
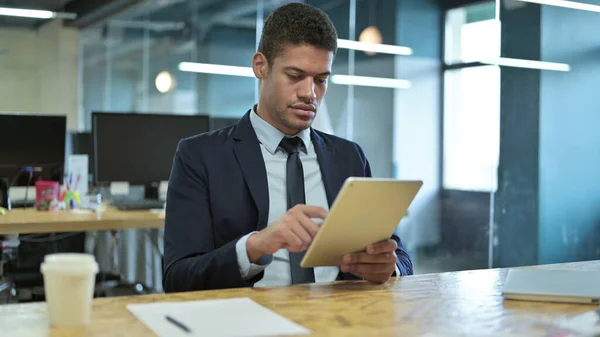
[178,62,412,89]
[331,75,412,89]
[517,0,600,13]
[0,7,56,19]
[178,62,255,77]
[337,39,413,56]
[479,57,570,72]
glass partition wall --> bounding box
[83,0,600,278]
[492,0,600,268]
[79,0,487,276]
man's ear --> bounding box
[252,52,268,79]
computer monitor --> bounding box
[0,114,66,186]
[92,112,209,198]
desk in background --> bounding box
[1,260,598,336]
[0,206,165,297]
[0,206,164,234]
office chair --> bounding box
[0,236,16,304]
[97,229,152,297]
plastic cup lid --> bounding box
[41,261,99,275]
[41,253,99,274]
[44,253,96,264]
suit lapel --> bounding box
[311,130,343,207]
[232,111,270,230]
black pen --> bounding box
[166,315,192,334]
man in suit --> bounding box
[163,2,413,293]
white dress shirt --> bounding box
[235,108,340,287]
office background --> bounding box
[1,0,599,294]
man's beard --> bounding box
[282,105,316,126]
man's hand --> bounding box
[340,239,398,284]
[246,205,327,263]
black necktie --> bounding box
[279,137,315,284]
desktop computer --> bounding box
[0,114,67,207]
[0,114,84,302]
[0,178,8,209]
[92,112,210,210]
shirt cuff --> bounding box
[393,263,401,277]
[235,232,273,281]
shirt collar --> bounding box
[249,105,311,155]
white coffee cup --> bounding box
[40,253,99,327]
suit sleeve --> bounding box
[162,139,263,292]
[356,144,414,276]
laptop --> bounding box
[502,269,600,304]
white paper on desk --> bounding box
[553,310,600,336]
[126,297,310,337]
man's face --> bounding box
[254,44,334,135]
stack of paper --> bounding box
[126,297,311,337]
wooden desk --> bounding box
[0,206,164,234]
[1,260,599,336]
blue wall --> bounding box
[493,3,541,267]
[494,2,600,267]
[538,5,600,264]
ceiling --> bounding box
[439,0,491,10]
[1,0,489,67]
[0,0,298,31]
[79,0,292,69]
[0,0,72,8]
[0,0,492,74]
[0,0,75,27]
[0,0,490,29]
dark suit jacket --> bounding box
[163,110,413,292]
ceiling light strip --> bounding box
[479,57,570,71]
[337,39,413,56]
[330,75,412,89]
[0,7,55,19]
[517,0,600,13]
[178,62,412,89]
[178,62,255,77]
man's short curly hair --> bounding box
[258,2,338,66]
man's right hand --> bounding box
[246,205,328,263]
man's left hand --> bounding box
[340,239,398,284]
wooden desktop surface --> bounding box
[0,205,164,234]
[1,260,599,336]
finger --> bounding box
[342,263,394,275]
[343,252,396,265]
[296,213,320,238]
[294,205,328,220]
[366,239,398,255]
[280,228,304,252]
[289,224,312,250]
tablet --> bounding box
[300,177,422,268]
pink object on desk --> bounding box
[35,181,60,211]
